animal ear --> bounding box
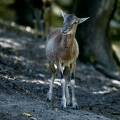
[79,17,89,24]
[61,10,68,20]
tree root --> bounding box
[94,64,120,81]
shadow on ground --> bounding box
[0,26,120,120]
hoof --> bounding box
[60,105,66,110]
[66,99,71,106]
[67,102,72,106]
[47,92,52,102]
[46,98,52,102]
[72,105,79,110]
[60,103,67,109]
[61,99,67,109]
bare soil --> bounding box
[0,26,120,120]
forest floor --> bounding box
[0,26,120,120]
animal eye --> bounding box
[71,21,76,25]
[72,21,77,25]
[75,21,79,24]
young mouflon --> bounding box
[46,10,89,109]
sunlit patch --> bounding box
[54,64,57,69]
[11,22,15,26]
[48,78,61,86]
[112,80,120,87]
[26,26,32,32]
[45,63,49,68]
[39,44,45,49]
[0,52,35,66]
[22,78,63,86]
[38,73,45,78]
[31,80,46,84]
[2,75,14,81]
[52,3,61,15]
[12,56,25,61]
[0,38,22,49]
[54,79,61,86]
[92,86,117,95]
[22,79,49,85]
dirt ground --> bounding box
[0,26,120,120]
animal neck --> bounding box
[62,32,75,48]
[62,25,77,38]
[69,31,76,38]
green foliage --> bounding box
[0,0,15,21]
[110,0,120,41]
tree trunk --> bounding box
[74,0,120,79]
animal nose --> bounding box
[78,17,90,24]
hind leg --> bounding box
[70,62,78,109]
[70,79,78,109]
[47,63,56,101]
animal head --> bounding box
[61,10,89,34]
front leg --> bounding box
[47,74,55,101]
[47,63,56,101]
[70,62,79,109]
[63,66,71,106]
[61,78,67,108]
[66,84,71,106]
